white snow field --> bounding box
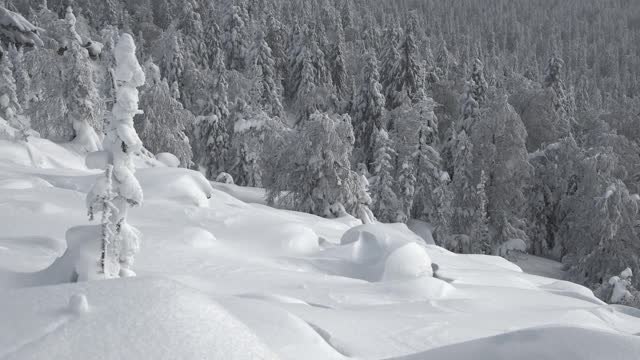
[2,138,640,360]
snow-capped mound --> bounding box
[0,278,280,360]
[0,176,52,190]
[0,138,88,170]
[382,242,433,280]
[0,236,65,272]
[314,223,433,282]
[155,152,180,167]
[222,297,348,360]
[388,326,640,360]
[181,226,217,249]
[137,167,213,206]
[340,223,424,247]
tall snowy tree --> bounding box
[63,8,103,152]
[86,33,145,278]
[192,51,231,178]
[328,26,348,97]
[250,29,283,119]
[7,45,30,110]
[222,2,249,72]
[384,13,424,109]
[265,111,363,216]
[471,92,532,252]
[137,61,193,167]
[370,128,399,222]
[352,51,385,168]
[0,50,21,127]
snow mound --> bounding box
[315,223,433,282]
[155,152,180,167]
[340,223,423,247]
[68,293,89,314]
[0,138,88,170]
[254,223,320,255]
[222,298,347,360]
[0,236,66,272]
[211,181,268,204]
[496,238,527,256]
[382,243,433,281]
[137,167,213,207]
[181,227,217,249]
[541,280,602,304]
[388,326,640,360]
[0,278,280,360]
[278,224,320,254]
[0,176,52,190]
[216,172,235,184]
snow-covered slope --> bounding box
[1,138,640,359]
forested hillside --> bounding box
[2,0,640,303]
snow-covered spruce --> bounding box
[78,33,145,279]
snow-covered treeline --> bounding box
[2,0,640,302]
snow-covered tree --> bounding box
[0,5,43,47]
[265,111,363,216]
[412,123,450,243]
[7,45,30,110]
[192,51,231,178]
[469,58,488,104]
[88,33,146,278]
[352,51,385,168]
[222,3,249,72]
[560,148,640,290]
[65,40,103,152]
[328,26,348,97]
[370,128,399,222]
[471,93,531,252]
[450,130,475,236]
[155,28,185,93]
[250,29,283,118]
[543,54,573,134]
[384,13,424,109]
[0,51,21,126]
[137,61,193,167]
[396,158,416,223]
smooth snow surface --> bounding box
[1,138,640,359]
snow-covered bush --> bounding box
[215,172,234,184]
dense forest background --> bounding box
[3,0,640,301]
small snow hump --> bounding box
[68,293,90,315]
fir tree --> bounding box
[370,128,399,222]
[222,3,249,72]
[385,13,424,109]
[138,62,193,167]
[352,51,385,169]
[250,29,283,118]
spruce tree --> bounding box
[138,62,193,167]
[222,3,249,72]
[352,51,385,169]
[250,29,283,118]
[385,13,424,109]
[370,128,399,222]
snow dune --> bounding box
[1,138,640,359]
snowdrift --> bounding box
[388,326,640,360]
[0,278,280,360]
